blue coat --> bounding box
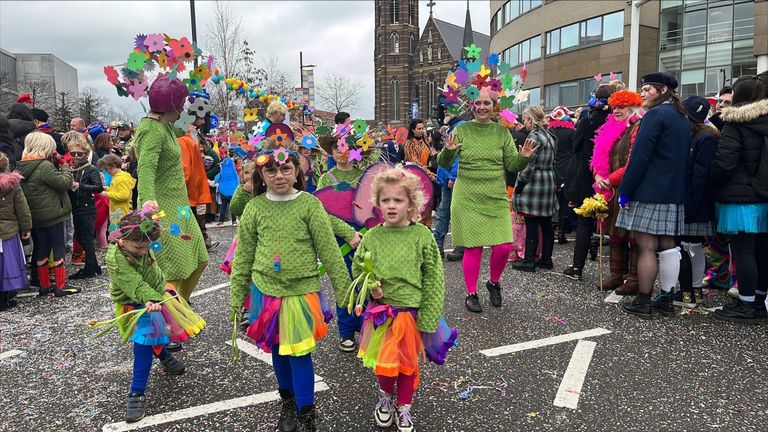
[436,156,459,186]
[618,102,690,204]
[685,127,718,223]
[214,157,239,198]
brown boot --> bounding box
[601,241,626,291]
[615,246,639,296]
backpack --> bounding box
[753,135,768,199]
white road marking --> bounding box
[15,292,38,298]
[191,282,230,298]
[480,328,612,357]
[553,340,597,410]
[102,383,330,432]
[604,291,623,304]
[225,339,323,383]
[0,350,24,360]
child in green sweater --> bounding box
[352,166,457,432]
[229,142,350,431]
[106,210,205,423]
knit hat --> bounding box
[16,93,33,104]
[549,105,574,121]
[640,72,678,91]
[607,90,643,109]
[683,96,710,124]
[148,74,189,114]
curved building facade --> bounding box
[489,0,660,109]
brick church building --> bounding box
[374,1,489,128]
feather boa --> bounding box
[590,114,628,200]
[547,120,575,130]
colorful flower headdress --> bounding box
[107,205,195,253]
[441,45,529,119]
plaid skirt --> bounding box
[682,221,713,237]
[616,201,684,236]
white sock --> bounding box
[658,247,681,293]
[689,243,705,288]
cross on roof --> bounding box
[427,0,436,16]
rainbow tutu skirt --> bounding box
[246,283,334,357]
[117,287,206,346]
[357,302,458,389]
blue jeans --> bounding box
[433,184,453,251]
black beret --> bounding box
[640,72,678,91]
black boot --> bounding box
[276,389,297,432]
[486,280,502,307]
[513,237,537,272]
[755,295,768,319]
[651,291,675,317]
[0,292,8,312]
[465,293,482,313]
[296,404,317,432]
[622,292,652,319]
[558,230,568,244]
[536,232,555,270]
[714,299,759,324]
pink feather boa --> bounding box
[547,120,575,130]
[590,114,628,201]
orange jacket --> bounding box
[178,134,212,206]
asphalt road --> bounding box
[1,225,766,432]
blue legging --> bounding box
[272,348,315,411]
[336,233,363,339]
[131,343,169,395]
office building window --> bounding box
[733,2,754,39]
[683,10,706,45]
[660,4,682,51]
[502,35,541,68]
[708,6,733,43]
[546,11,623,55]
[544,73,622,108]
[602,11,624,41]
[681,69,705,98]
[494,0,541,31]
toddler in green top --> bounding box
[352,166,457,432]
[229,141,350,431]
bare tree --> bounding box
[18,79,56,111]
[316,72,364,113]
[51,91,78,132]
[79,87,109,125]
[261,55,293,100]
[0,70,17,111]
[206,0,245,121]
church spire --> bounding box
[462,1,473,48]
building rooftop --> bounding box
[432,18,489,61]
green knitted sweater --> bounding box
[106,244,165,305]
[352,223,444,332]
[316,166,363,189]
[229,191,350,309]
[229,184,356,241]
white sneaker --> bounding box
[727,287,739,299]
[396,404,415,432]
[374,390,394,427]
[339,338,356,352]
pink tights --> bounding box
[377,373,416,405]
[462,243,513,294]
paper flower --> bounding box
[465,86,480,101]
[357,133,374,151]
[174,111,196,130]
[273,147,290,165]
[243,108,258,122]
[115,83,129,98]
[443,87,460,104]
[249,133,265,148]
[149,241,163,252]
[348,148,363,162]
[301,135,317,149]
[121,67,140,81]
[177,205,192,219]
[144,33,165,52]
[471,74,488,89]
[337,141,349,154]
[521,63,528,83]
[104,66,120,85]
[498,96,515,109]
[500,109,518,128]
[487,52,500,67]
[501,74,515,91]
[488,78,503,93]
[464,43,482,59]
[169,224,181,236]
[255,154,269,166]
[193,64,211,80]
[139,220,155,233]
[352,119,368,135]
[189,98,210,118]
[183,76,201,92]
[169,37,194,62]
[271,130,288,146]
[126,51,147,72]
[334,123,351,140]
[157,51,168,69]
[514,90,531,104]
[127,79,148,101]
[394,127,408,144]
[498,61,512,75]
[454,69,469,86]
[316,125,330,136]
[466,60,481,75]
[134,34,147,51]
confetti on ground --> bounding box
[546,316,567,326]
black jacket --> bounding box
[67,164,103,215]
[549,124,575,185]
[8,119,35,163]
[565,108,610,203]
[710,98,768,204]
[685,127,718,223]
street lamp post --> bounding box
[299,51,317,125]
[628,0,652,91]
[190,0,198,68]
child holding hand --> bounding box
[352,166,457,432]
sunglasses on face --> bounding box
[70,151,86,157]
[717,99,732,106]
[262,165,295,178]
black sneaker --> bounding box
[445,250,464,261]
[535,259,554,270]
[373,390,395,427]
[622,293,652,319]
[465,293,482,313]
[651,291,676,317]
[296,404,317,432]
[68,269,98,280]
[38,287,53,296]
[125,392,146,423]
[512,259,535,272]
[338,338,355,352]
[166,342,183,352]
[160,354,186,375]
[54,286,81,297]
[562,267,582,281]
[485,280,502,307]
[755,296,767,319]
[714,300,759,324]
[277,389,298,431]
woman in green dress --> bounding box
[438,91,537,313]
[134,75,208,302]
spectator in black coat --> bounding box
[0,117,20,169]
[6,103,36,164]
[710,75,768,324]
[548,105,577,243]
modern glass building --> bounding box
[659,0,760,97]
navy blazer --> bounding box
[381,141,403,164]
[618,102,690,204]
[685,129,717,223]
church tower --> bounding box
[374,0,419,127]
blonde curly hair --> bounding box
[370,166,426,221]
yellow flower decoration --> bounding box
[357,133,374,151]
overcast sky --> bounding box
[0,0,489,121]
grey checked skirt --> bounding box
[615,202,684,236]
[682,221,713,237]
